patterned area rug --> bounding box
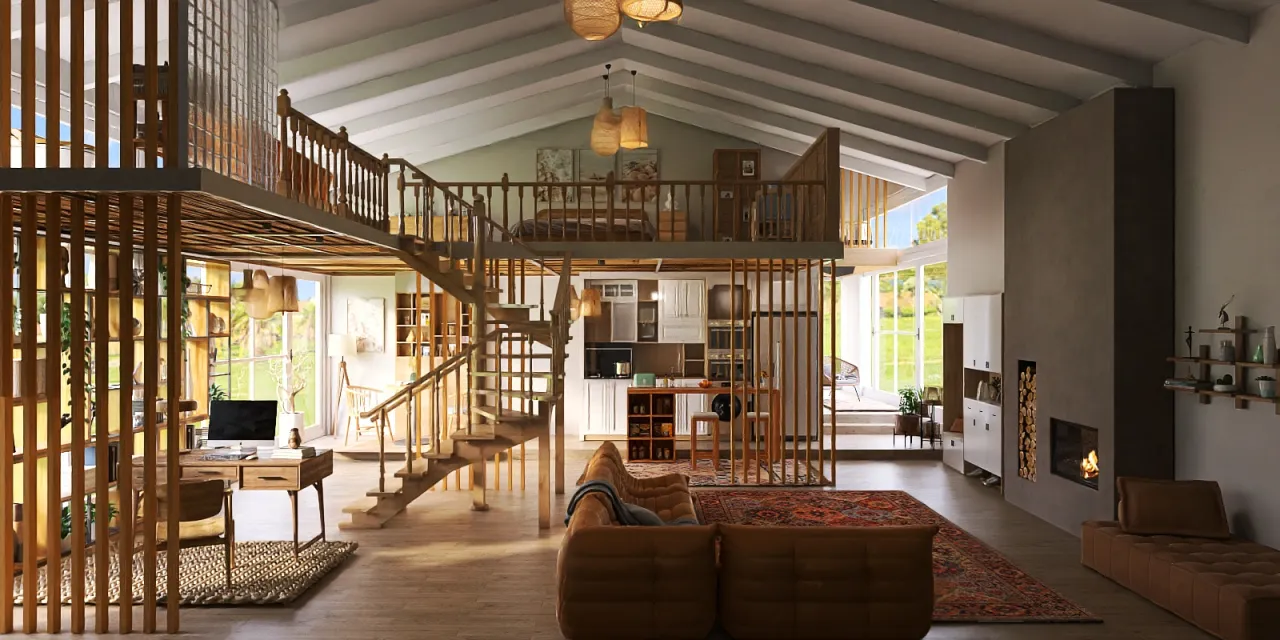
[626,460,827,486]
[694,490,1099,623]
[15,541,357,606]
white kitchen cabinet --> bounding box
[582,380,617,437]
[674,393,710,437]
[659,280,706,343]
[961,295,1002,373]
[943,297,964,323]
[611,302,638,343]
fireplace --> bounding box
[1050,418,1099,490]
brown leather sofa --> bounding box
[1083,477,1280,640]
[558,442,937,640]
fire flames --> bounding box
[1080,450,1100,480]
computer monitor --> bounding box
[206,400,279,450]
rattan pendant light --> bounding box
[564,0,621,41]
[590,65,621,156]
[620,0,669,21]
[266,274,300,315]
[245,269,273,320]
[620,70,649,150]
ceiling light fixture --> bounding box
[564,0,621,41]
[619,70,649,150]
[590,64,621,156]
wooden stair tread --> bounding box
[473,388,557,400]
[449,429,498,441]
[341,498,379,514]
[473,370,554,378]
[473,406,540,423]
[475,352,556,358]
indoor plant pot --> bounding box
[277,412,305,446]
[895,387,924,438]
[1259,376,1276,399]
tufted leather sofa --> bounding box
[558,443,938,640]
[1082,479,1280,640]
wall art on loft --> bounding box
[577,150,615,204]
[618,148,659,204]
[346,297,385,353]
[535,148,575,204]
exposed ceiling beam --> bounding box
[294,27,590,124]
[691,0,1078,112]
[624,48,988,161]
[1097,0,1252,43]
[642,98,930,190]
[624,24,1024,139]
[634,77,953,178]
[346,46,626,146]
[280,0,559,87]
[405,103,601,167]
[844,0,1152,85]
[376,83,607,157]
[279,0,377,28]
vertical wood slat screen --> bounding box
[840,170,893,248]
[3,0,185,634]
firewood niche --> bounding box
[1017,361,1037,481]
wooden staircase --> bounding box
[341,164,572,530]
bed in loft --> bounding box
[509,208,656,242]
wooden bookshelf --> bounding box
[395,291,470,358]
[1165,315,1279,414]
[625,390,677,462]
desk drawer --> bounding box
[241,466,299,489]
[180,466,238,482]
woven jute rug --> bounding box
[14,540,357,606]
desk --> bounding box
[133,449,332,558]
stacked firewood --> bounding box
[1017,365,1037,481]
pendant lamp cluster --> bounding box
[589,66,649,157]
[234,269,300,319]
[564,0,683,41]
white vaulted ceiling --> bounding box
[275,0,1276,188]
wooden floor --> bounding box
[28,450,1208,639]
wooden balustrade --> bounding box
[840,170,895,248]
[276,90,390,232]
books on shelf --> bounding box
[272,446,316,459]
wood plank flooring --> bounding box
[31,450,1210,639]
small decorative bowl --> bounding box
[1213,384,1238,393]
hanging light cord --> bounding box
[631,70,637,106]
[605,63,612,97]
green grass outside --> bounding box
[877,310,944,394]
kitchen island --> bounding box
[624,386,782,462]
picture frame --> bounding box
[618,149,660,204]
[741,158,757,177]
[535,148,575,204]
[346,297,386,353]
[576,151,615,204]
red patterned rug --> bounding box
[626,460,825,486]
[694,489,1099,624]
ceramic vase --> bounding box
[1260,380,1277,399]
[1219,340,1236,363]
[1264,326,1277,365]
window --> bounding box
[227,268,323,428]
[871,261,948,394]
[882,188,948,249]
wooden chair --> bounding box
[343,385,393,445]
[744,411,777,466]
[131,479,235,588]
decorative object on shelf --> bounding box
[1265,326,1277,365]
[131,317,142,337]
[590,66,621,157]
[1259,376,1277,399]
[209,314,226,334]
[1213,374,1237,394]
[535,148,575,203]
[698,379,712,389]
[1185,325,1194,357]
[619,70,649,150]
[563,0,621,41]
[1017,362,1037,481]
[1218,339,1236,363]
[1218,294,1234,329]
[346,297,385,353]
[579,287,602,317]
[989,375,1002,403]
[287,427,302,449]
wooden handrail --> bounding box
[360,330,497,420]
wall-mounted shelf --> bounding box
[1166,316,1279,414]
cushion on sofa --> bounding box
[1117,477,1230,539]
[717,523,936,640]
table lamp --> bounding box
[328,334,358,432]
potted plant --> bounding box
[895,387,923,440]
[1258,376,1276,399]
[60,500,118,552]
[269,350,311,446]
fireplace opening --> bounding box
[1051,418,1099,490]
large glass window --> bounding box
[882,187,948,249]
[872,262,948,394]
[227,268,323,428]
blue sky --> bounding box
[884,188,947,249]
[11,106,122,166]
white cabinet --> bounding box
[943,432,964,473]
[674,393,710,437]
[961,295,1002,373]
[943,297,964,323]
[611,302,638,343]
[659,280,706,343]
[582,380,629,437]
[962,399,1002,475]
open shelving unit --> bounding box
[1165,315,1279,414]
[625,391,676,461]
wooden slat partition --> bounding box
[0,194,13,635]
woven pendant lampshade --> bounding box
[569,285,582,322]
[590,96,621,156]
[266,275,301,315]
[620,0,669,21]
[620,70,649,149]
[564,0,621,41]
[653,0,682,21]
[245,269,273,320]
[579,287,603,318]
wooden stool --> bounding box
[744,412,774,466]
[690,412,721,471]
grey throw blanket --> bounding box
[566,480,665,526]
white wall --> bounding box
[420,113,795,183]
[948,142,1005,297]
[328,276,398,429]
[1156,6,1280,546]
